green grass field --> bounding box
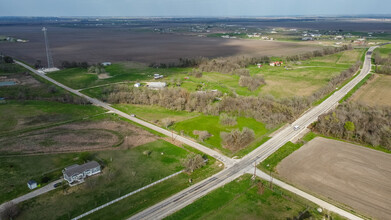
[113,104,200,123]
[16,140,221,220]
[0,152,90,204]
[47,63,190,90]
[166,174,339,220]
[375,43,391,57]
[248,49,364,98]
[0,101,105,135]
[172,115,270,156]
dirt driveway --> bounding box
[277,137,391,220]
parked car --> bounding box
[293,125,300,131]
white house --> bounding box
[101,62,112,66]
[134,83,141,87]
[63,161,101,185]
[27,180,37,190]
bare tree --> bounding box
[162,118,175,128]
[221,127,255,151]
[193,130,212,141]
[182,153,206,173]
[1,202,20,220]
[219,113,237,126]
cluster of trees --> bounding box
[88,65,106,74]
[1,55,14,64]
[312,103,391,150]
[104,59,360,128]
[104,85,308,127]
[182,153,206,173]
[239,75,266,91]
[198,56,270,74]
[285,45,352,62]
[219,113,237,126]
[221,127,255,151]
[374,51,391,75]
[105,85,220,113]
[193,130,212,141]
[61,61,89,69]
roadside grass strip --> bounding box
[72,170,183,220]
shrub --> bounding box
[239,75,265,91]
[221,127,255,151]
[162,118,175,128]
[193,130,212,141]
[219,113,237,126]
[182,153,206,173]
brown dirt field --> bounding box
[0,119,157,154]
[351,74,391,107]
[277,137,391,220]
[0,25,319,65]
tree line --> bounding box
[103,61,361,128]
[312,103,391,150]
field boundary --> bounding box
[72,170,183,220]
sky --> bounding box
[0,0,390,17]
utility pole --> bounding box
[252,161,256,180]
[42,27,54,68]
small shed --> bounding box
[27,180,37,190]
[134,83,141,88]
[101,62,112,66]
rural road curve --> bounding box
[15,46,377,220]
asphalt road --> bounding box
[128,46,377,220]
[15,46,377,220]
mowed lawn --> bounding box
[172,115,269,156]
[47,63,189,90]
[0,100,105,134]
[351,74,391,107]
[15,140,216,220]
[166,174,329,220]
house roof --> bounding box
[27,180,37,185]
[63,161,100,177]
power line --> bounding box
[42,27,54,68]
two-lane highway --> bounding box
[128,46,377,220]
[15,45,377,220]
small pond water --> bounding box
[0,81,16,86]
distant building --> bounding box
[101,62,112,66]
[0,97,6,104]
[27,180,37,190]
[134,83,141,87]
[154,74,164,79]
[146,82,166,89]
[257,63,263,68]
[63,161,101,185]
[334,36,344,40]
[270,61,283,67]
[302,37,314,41]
